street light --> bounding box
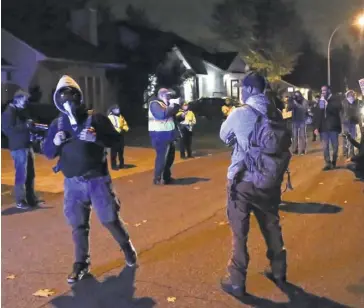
[327,13,364,87]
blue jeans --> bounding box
[320,131,339,165]
[151,138,175,181]
[292,122,307,154]
[64,175,130,263]
[342,123,357,157]
[10,148,37,204]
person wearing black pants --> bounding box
[176,102,196,159]
[108,105,129,170]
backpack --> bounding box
[241,105,293,190]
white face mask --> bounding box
[347,97,355,104]
[63,101,77,125]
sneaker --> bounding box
[162,177,175,185]
[67,261,90,284]
[28,198,44,208]
[16,202,31,210]
[332,161,337,169]
[220,277,246,298]
[122,240,137,267]
[322,164,332,171]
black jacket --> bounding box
[313,95,342,133]
[1,104,31,150]
[42,112,121,179]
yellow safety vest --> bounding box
[148,100,175,132]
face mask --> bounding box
[113,109,120,115]
[242,87,252,104]
[347,97,355,104]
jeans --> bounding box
[342,123,357,157]
[226,180,286,287]
[10,148,37,204]
[110,134,125,168]
[151,138,175,181]
[320,131,339,165]
[64,175,130,263]
[180,127,193,158]
[292,122,307,154]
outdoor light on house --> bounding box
[356,13,364,27]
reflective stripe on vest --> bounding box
[148,100,175,132]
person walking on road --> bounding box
[108,105,129,170]
[313,85,342,171]
[43,75,137,284]
[219,72,291,298]
[341,90,360,158]
[148,88,180,185]
[176,102,196,159]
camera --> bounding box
[29,123,49,143]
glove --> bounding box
[342,132,351,139]
[79,128,96,142]
[53,131,66,146]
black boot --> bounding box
[67,261,90,284]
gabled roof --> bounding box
[116,21,210,74]
[203,52,239,71]
[2,16,120,65]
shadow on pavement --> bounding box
[279,201,342,214]
[49,266,156,308]
[236,280,349,307]
[347,277,364,296]
[171,177,210,186]
[1,205,53,216]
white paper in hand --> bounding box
[169,98,180,106]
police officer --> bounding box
[43,75,136,284]
[148,88,180,185]
[108,104,129,170]
[1,90,41,210]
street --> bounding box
[1,138,364,308]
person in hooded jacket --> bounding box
[42,75,137,284]
[1,90,42,210]
[341,90,360,158]
[107,105,129,170]
[219,72,287,298]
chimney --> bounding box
[70,8,98,46]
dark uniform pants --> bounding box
[227,180,286,287]
[151,138,175,181]
[10,148,37,204]
[64,175,130,263]
[110,134,125,168]
[180,127,193,158]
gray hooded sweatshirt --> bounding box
[220,93,276,180]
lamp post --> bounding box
[327,13,364,87]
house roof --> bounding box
[2,58,11,66]
[2,16,120,65]
[203,52,239,71]
[116,21,209,74]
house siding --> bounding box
[198,62,226,98]
[1,29,46,90]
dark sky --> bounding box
[109,0,364,53]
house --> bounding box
[1,8,125,113]
[115,22,248,102]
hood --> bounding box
[53,75,83,114]
[245,94,271,115]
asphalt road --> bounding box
[1,140,364,308]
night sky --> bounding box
[109,0,364,53]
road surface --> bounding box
[1,140,364,308]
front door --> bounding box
[230,79,240,100]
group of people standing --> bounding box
[285,86,363,174]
